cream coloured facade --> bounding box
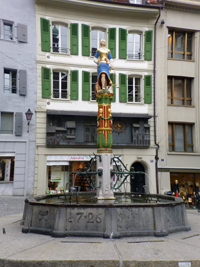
[157,0,200,198]
[34,0,161,195]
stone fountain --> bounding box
[22,41,190,238]
[22,88,191,238]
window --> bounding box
[4,22,13,40]
[168,123,193,152]
[128,32,141,59]
[129,0,142,3]
[91,73,97,100]
[128,76,141,102]
[0,158,15,182]
[168,30,192,60]
[91,28,106,56]
[1,113,13,134]
[168,77,192,106]
[52,24,68,53]
[53,71,68,99]
[132,120,150,147]
[4,69,17,94]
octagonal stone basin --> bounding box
[22,192,191,238]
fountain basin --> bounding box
[22,193,191,238]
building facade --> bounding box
[157,0,200,201]
[34,0,161,195]
[0,0,37,195]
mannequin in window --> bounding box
[172,179,179,197]
[94,39,114,92]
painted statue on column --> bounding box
[94,39,114,93]
[94,39,114,153]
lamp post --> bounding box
[25,109,33,133]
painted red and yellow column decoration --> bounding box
[96,92,113,153]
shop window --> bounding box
[168,77,192,106]
[127,32,141,60]
[53,71,68,99]
[129,0,142,3]
[168,123,193,152]
[0,158,15,182]
[168,30,193,60]
[52,24,68,54]
[91,27,106,56]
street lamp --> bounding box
[25,109,33,133]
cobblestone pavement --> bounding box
[0,196,25,217]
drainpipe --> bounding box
[154,8,161,194]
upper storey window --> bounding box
[119,29,152,61]
[128,32,141,60]
[4,22,13,40]
[52,24,68,54]
[91,28,106,56]
[40,18,78,55]
[168,30,192,60]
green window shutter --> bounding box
[144,75,152,104]
[110,73,116,102]
[41,67,51,98]
[119,28,127,59]
[82,71,90,101]
[144,30,153,61]
[70,70,78,100]
[108,28,116,59]
[70,23,78,55]
[82,24,90,56]
[40,18,50,52]
[119,73,127,103]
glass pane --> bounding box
[128,77,133,102]
[186,79,191,102]
[167,77,172,103]
[92,74,97,101]
[187,146,193,152]
[186,54,192,60]
[53,72,59,80]
[168,124,172,143]
[61,25,68,53]
[99,31,105,47]
[4,71,10,92]
[174,53,184,59]
[61,72,67,82]
[187,33,192,53]
[175,32,184,52]
[128,33,134,59]
[135,78,140,102]
[1,113,13,134]
[135,34,141,59]
[4,23,13,40]
[91,30,97,55]
[174,78,183,105]
[175,124,184,151]
[168,32,172,52]
[53,81,59,89]
[187,125,192,144]
[52,25,59,52]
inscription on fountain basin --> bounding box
[66,208,105,233]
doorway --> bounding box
[131,162,145,193]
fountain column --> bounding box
[96,92,115,200]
